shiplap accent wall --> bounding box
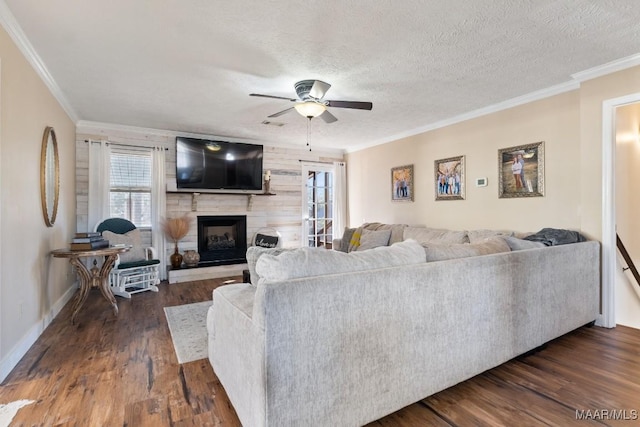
[75,125,344,269]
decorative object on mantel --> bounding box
[264,169,272,194]
[183,249,200,267]
[162,215,191,268]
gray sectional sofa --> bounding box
[207,233,600,426]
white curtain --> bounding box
[151,146,167,280]
[88,140,111,231]
[333,161,347,239]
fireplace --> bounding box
[197,215,247,267]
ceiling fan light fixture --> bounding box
[294,101,326,118]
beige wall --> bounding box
[0,25,75,376]
[347,91,581,233]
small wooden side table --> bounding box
[51,246,130,324]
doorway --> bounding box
[301,163,335,248]
[602,92,640,327]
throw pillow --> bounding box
[421,237,511,262]
[501,236,546,251]
[255,239,426,284]
[340,227,356,252]
[403,226,469,244]
[101,229,147,263]
[347,226,364,252]
[356,229,392,251]
[254,233,279,248]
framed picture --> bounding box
[391,164,414,201]
[434,155,465,201]
[498,141,544,198]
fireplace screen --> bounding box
[197,215,247,266]
[206,225,236,250]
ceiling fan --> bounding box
[250,79,373,123]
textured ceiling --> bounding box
[5,0,640,151]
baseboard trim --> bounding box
[0,283,76,382]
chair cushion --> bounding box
[102,229,147,263]
[96,218,136,234]
[117,259,160,269]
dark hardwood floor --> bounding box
[1,277,639,426]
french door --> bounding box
[302,163,335,248]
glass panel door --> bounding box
[302,164,335,248]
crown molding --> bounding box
[571,53,640,82]
[0,1,78,122]
[76,120,346,155]
[346,80,580,153]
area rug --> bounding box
[0,399,35,427]
[164,301,212,364]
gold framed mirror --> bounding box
[40,126,60,227]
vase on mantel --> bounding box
[170,243,183,269]
[183,250,200,267]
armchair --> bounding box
[95,218,160,298]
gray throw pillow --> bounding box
[356,229,392,251]
[501,236,546,251]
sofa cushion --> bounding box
[404,226,469,244]
[502,236,547,251]
[356,229,392,251]
[256,239,426,284]
[245,246,290,285]
[467,229,514,243]
[102,229,147,263]
[421,237,511,262]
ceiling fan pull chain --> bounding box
[306,117,311,151]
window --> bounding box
[109,150,152,227]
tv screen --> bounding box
[176,137,263,191]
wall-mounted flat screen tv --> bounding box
[176,137,263,191]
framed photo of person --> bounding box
[434,155,465,201]
[391,164,414,202]
[498,141,545,198]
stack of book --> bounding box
[70,232,109,251]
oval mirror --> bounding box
[40,126,59,227]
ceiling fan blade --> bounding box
[250,93,297,102]
[268,107,295,118]
[309,80,331,99]
[325,100,373,110]
[319,110,338,123]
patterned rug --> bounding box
[164,301,212,364]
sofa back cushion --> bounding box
[467,229,514,243]
[422,237,511,262]
[255,239,426,284]
[501,236,546,251]
[404,226,469,244]
[246,246,291,285]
